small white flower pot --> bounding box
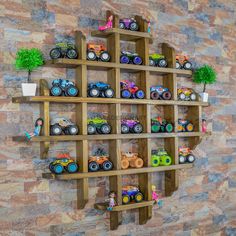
[199,92,208,102]
[21,83,37,96]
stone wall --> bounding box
[0,0,236,235]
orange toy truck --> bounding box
[176,55,192,70]
[87,43,111,62]
[121,152,144,169]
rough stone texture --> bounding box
[0,0,236,235]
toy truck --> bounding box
[177,87,197,101]
[150,86,172,100]
[179,146,195,164]
[87,117,111,135]
[119,18,139,31]
[122,186,143,204]
[50,118,79,135]
[121,119,143,134]
[177,119,194,132]
[149,53,168,67]
[121,152,144,169]
[87,43,111,62]
[120,80,145,99]
[176,55,192,70]
[49,153,79,174]
[151,117,174,133]
[87,82,114,98]
[49,43,78,59]
[151,148,172,167]
[50,79,79,97]
[120,51,142,65]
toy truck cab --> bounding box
[177,119,194,132]
[121,119,143,134]
[149,53,168,67]
[50,43,78,59]
[150,85,172,100]
[87,117,111,135]
[87,43,110,62]
[120,51,142,65]
[176,55,192,70]
[121,152,144,169]
[178,146,195,164]
[122,185,144,204]
[151,148,172,167]
[119,18,139,31]
[177,87,197,101]
[120,80,145,99]
[87,82,114,98]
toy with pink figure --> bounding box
[106,191,116,211]
[152,185,163,207]
[202,119,207,133]
[98,15,113,31]
[25,118,43,140]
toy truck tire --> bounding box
[51,86,63,96]
[49,163,55,172]
[66,125,79,135]
[121,159,130,169]
[66,162,78,173]
[151,155,160,167]
[186,123,194,132]
[50,124,63,135]
[150,91,160,100]
[65,86,79,97]
[151,124,161,133]
[50,48,62,59]
[190,93,197,101]
[178,93,186,100]
[130,158,143,168]
[160,156,172,166]
[129,22,139,31]
[149,58,155,66]
[183,61,192,70]
[157,58,167,67]
[99,124,111,134]
[121,89,131,98]
[104,88,114,98]
[134,192,143,202]
[135,90,145,99]
[177,124,183,132]
[102,160,113,171]
[132,123,143,133]
[88,88,100,97]
[122,194,130,204]
[187,154,195,163]
[66,48,78,59]
[132,56,142,65]
[121,124,130,134]
[88,161,99,172]
[176,61,181,69]
[87,50,97,61]
[87,124,96,135]
[120,55,130,64]
[162,91,172,100]
[179,155,186,164]
[165,123,174,133]
[119,22,125,29]
[53,163,64,174]
[100,51,110,62]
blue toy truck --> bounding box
[150,86,172,100]
[87,82,114,98]
[122,185,144,204]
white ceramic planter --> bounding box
[199,92,208,102]
[21,83,37,96]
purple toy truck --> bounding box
[150,86,172,100]
[119,18,139,31]
[120,80,145,99]
[121,119,143,134]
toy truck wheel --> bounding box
[87,124,96,135]
[151,124,161,133]
[149,59,155,66]
[165,123,174,133]
[150,91,160,100]
[190,93,197,101]
[120,55,130,64]
[135,90,145,99]
[129,22,139,31]
[162,91,172,100]
[160,156,172,166]
[187,154,195,163]
[102,160,113,171]
[157,59,167,67]
[121,124,130,134]
[122,194,130,204]
[88,88,100,97]
[134,192,143,203]
[49,163,55,172]
[133,56,142,65]
[53,163,64,174]
[177,124,183,132]
[100,51,111,62]
[121,89,131,98]
[119,22,125,29]
[65,86,79,97]
[183,61,192,70]
[179,155,186,164]
[50,48,62,59]
[121,159,130,169]
[130,158,144,168]
[50,124,62,135]
[186,123,194,132]
[104,88,114,98]
[51,86,63,96]
[151,155,160,167]
[88,161,99,172]
[132,123,143,133]
[66,162,78,173]
[66,49,78,59]
[87,50,97,61]
[176,61,181,69]
[67,125,79,135]
[100,124,111,134]
[178,93,186,100]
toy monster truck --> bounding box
[87,43,111,62]
[149,53,168,67]
[177,119,194,132]
[121,152,144,169]
[177,87,197,101]
[120,80,145,99]
[88,148,113,172]
[119,18,139,31]
[151,117,174,133]
[50,118,79,135]
[120,51,142,65]
[50,79,79,97]
[151,148,172,167]
[179,146,195,164]
[87,82,114,98]
[49,43,78,59]
[122,186,143,204]
[87,117,111,135]
[49,153,79,174]
[121,119,143,134]
[150,86,172,100]
[176,55,192,70]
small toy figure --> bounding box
[152,185,159,203]
[202,119,207,133]
[98,15,113,31]
[106,191,116,210]
[25,118,43,140]
[147,19,151,33]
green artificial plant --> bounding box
[193,65,217,93]
[15,48,44,83]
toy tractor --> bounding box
[121,152,144,169]
[122,186,143,204]
[151,148,172,167]
[87,117,111,135]
[151,117,174,133]
[179,146,195,164]
[150,86,172,100]
[119,18,139,31]
[121,119,143,134]
[176,55,192,70]
[177,87,197,101]
[120,51,142,65]
[50,79,79,97]
[50,118,79,135]
[49,153,79,174]
[87,43,111,62]
[120,80,145,99]
[149,53,168,67]
[88,148,113,172]
[177,119,194,132]
[87,82,114,98]
[49,43,78,59]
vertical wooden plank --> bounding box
[107,68,120,98]
[75,31,86,60]
[107,33,120,63]
[134,15,148,32]
[136,38,149,66]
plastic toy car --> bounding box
[87,82,114,98]
[50,118,79,135]
[179,146,195,164]
[50,79,79,97]
[151,148,172,167]
[121,119,143,134]
[151,117,174,133]
[149,54,168,67]
[88,148,113,172]
[150,86,172,100]
[49,43,78,59]
[87,43,111,62]
[120,80,145,99]
[121,152,144,169]
[176,55,192,70]
[87,117,111,135]
[119,18,139,31]
[120,51,142,65]
[122,185,143,204]
[49,153,79,174]
[177,119,194,132]
[177,88,197,101]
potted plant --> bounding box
[193,65,217,102]
[15,48,44,96]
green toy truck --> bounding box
[151,148,172,167]
[149,53,168,67]
[87,117,111,135]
